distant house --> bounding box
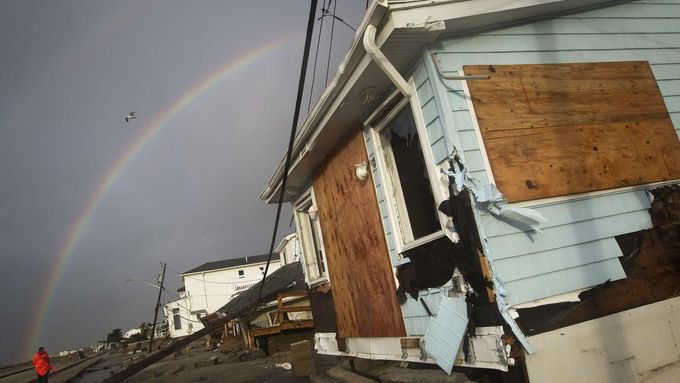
[261,0,680,381]
[163,254,282,338]
[214,262,314,355]
[123,328,142,339]
[276,233,301,266]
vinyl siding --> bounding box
[420,0,676,305]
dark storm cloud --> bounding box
[0,0,365,365]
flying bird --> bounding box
[125,111,138,122]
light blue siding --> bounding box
[424,296,468,374]
[420,0,678,305]
[401,286,453,336]
[504,258,627,304]
[416,66,451,164]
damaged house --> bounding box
[260,0,680,381]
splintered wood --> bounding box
[313,128,406,338]
[464,61,680,202]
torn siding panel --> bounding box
[423,295,468,374]
[480,190,651,238]
[487,210,653,261]
[401,287,452,336]
[504,258,626,305]
[492,238,623,283]
[425,0,680,305]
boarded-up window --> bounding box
[464,61,680,202]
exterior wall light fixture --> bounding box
[355,162,369,181]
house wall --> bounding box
[363,63,456,337]
[277,234,301,265]
[164,296,197,338]
[525,296,680,383]
[181,261,282,331]
[418,0,680,307]
[313,128,406,338]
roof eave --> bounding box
[259,0,390,203]
[260,0,628,204]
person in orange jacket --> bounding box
[32,347,53,383]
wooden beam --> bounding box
[278,305,313,313]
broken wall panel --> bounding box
[427,1,680,309]
[312,128,406,338]
[464,61,680,202]
[516,185,680,335]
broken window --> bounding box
[372,98,442,248]
[294,191,328,284]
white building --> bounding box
[124,328,142,339]
[164,254,282,338]
[275,233,301,266]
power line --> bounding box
[325,0,337,85]
[259,0,319,300]
[307,0,328,113]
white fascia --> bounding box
[259,1,389,203]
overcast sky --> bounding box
[0,0,365,365]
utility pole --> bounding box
[148,262,166,353]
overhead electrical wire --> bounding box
[258,0,319,300]
[325,0,337,85]
[307,0,328,113]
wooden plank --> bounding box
[278,305,313,313]
[313,128,406,338]
[250,326,282,338]
[279,320,315,331]
[464,61,680,202]
[279,291,308,298]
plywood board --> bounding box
[464,61,680,202]
[313,128,406,338]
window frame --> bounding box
[172,308,182,330]
[366,79,448,254]
[293,188,330,286]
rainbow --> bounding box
[25,35,299,356]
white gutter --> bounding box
[362,24,412,99]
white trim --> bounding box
[409,77,452,231]
[510,180,680,209]
[366,79,450,254]
[363,89,403,128]
[315,327,509,371]
[400,231,446,253]
[369,108,409,251]
[293,188,330,287]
